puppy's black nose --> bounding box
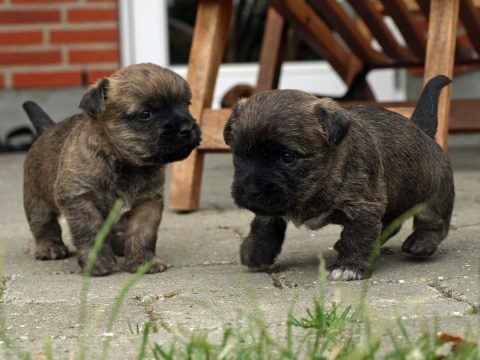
[178,123,193,138]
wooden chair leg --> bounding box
[423,0,460,149]
[256,6,286,92]
[169,0,233,211]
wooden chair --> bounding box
[169,0,480,212]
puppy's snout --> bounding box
[245,182,262,197]
[162,124,176,135]
[178,122,194,138]
[162,119,195,138]
[244,179,276,197]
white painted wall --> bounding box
[119,0,169,66]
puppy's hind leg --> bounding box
[240,215,287,270]
[402,176,454,256]
[25,197,69,260]
[402,200,453,257]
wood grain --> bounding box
[270,0,362,86]
[348,0,417,64]
[310,0,390,66]
[424,0,460,149]
[256,7,286,93]
[169,0,233,211]
[380,0,426,58]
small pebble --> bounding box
[438,276,444,280]
[398,280,405,284]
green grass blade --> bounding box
[43,340,53,360]
[77,199,123,360]
[137,321,152,360]
[101,261,153,359]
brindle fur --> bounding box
[224,76,454,281]
[24,63,201,276]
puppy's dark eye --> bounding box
[136,110,154,121]
[280,152,296,165]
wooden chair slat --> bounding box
[424,0,460,148]
[347,0,417,63]
[418,0,475,62]
[270,0,362,86]
[169,0,233,211]
[459,0,480,56]
[309,0,391,66]
[256,7,286,93]
[380,0,426,58]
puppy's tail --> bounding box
[22,101,55,135]
[411,75,451,139]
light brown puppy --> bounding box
[23,63,201,275]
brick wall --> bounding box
[0,0,120,89]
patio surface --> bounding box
[0,109,479,356]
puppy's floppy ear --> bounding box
[223,98,247,146]
[314,99,351,146]
[79,78,109,119]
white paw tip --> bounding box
[328,268,363,281]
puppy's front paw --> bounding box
[240,238,276,270]
[327,263,366,281]
[124,255,167,274]
[35,243,69,260]
[78,251,117,276]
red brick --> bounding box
[87,68,117,84]
[13,71,82,88]
[50,28,118,44]
[12,0,76,3]
[0,10,60,24]
[0,31,43,46]
[0,73,4,88]
[69,48,118,63]
[0,51,61,65]
[68,8,118,22]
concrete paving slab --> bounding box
[0,134,478,357]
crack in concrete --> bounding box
[427,279,479,314]
[268,272,297,289]
[451,221,480,230]
[170,260,238,268]
[133,290,181,332]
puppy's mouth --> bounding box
[159,143,198,163]
[239,203,288,216]
[233,188,294,216]
[151,124,202,163]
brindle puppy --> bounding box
[224,76,454,280]
[23,63,201,276]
